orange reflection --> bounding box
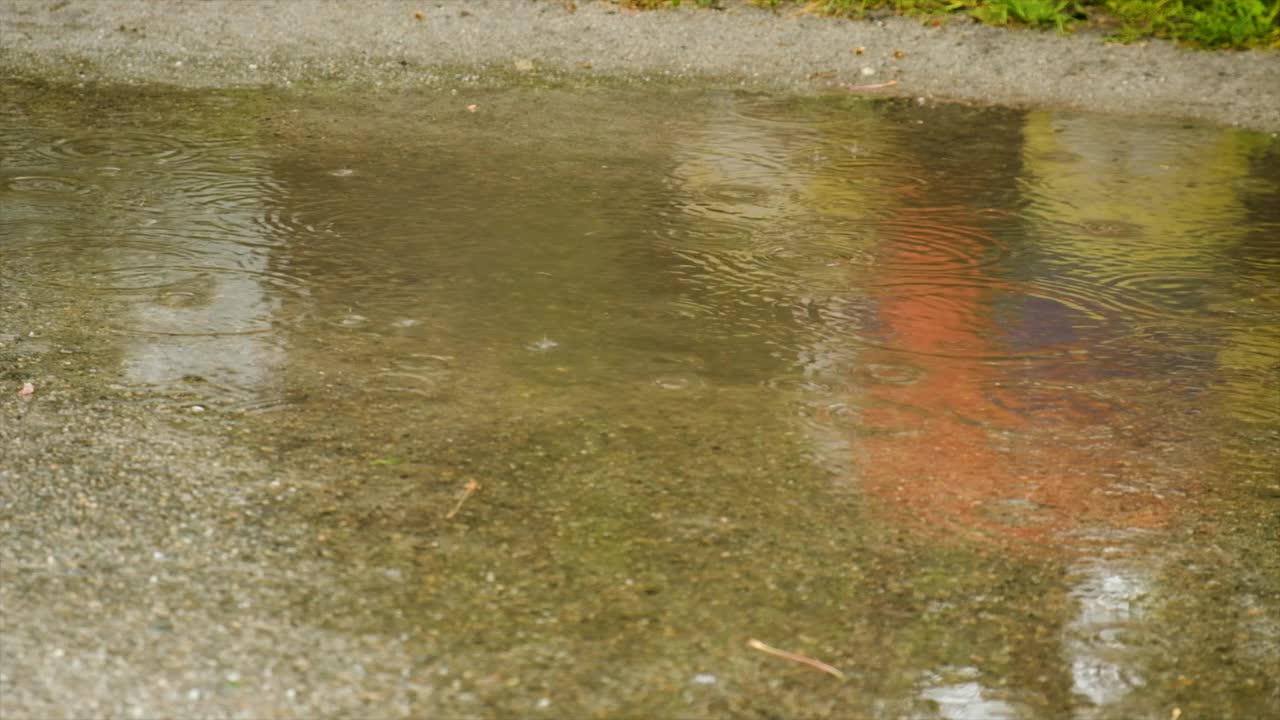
[852,207,1182,554]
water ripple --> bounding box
[34,130,239,168]
[870,207,1011,273]
[4,173,95,195]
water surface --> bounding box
[2,80,1278,718]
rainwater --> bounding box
[3,80,1278,718]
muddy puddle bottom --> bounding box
[2,80,1278,718]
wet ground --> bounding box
[3,0,1280,133]
[2,80,1279,719]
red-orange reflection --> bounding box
[851,207,1183,554]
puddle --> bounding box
[2,80,1278,717]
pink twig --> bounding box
[748,638,845,679]
[445,480,481,519]
[842,80,899,91]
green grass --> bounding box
[819,0,1279,48]
[627,0,1280,49]
[1103,0,1280,48]
[970,0,1075,29]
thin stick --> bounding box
[842,80,898,91]
[445,480,480,519]
[747,638,845,679]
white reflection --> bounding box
[108,155,287,407]
[1063,556,1152,709]
[916,667,1019,720]
[123,268,283,396]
